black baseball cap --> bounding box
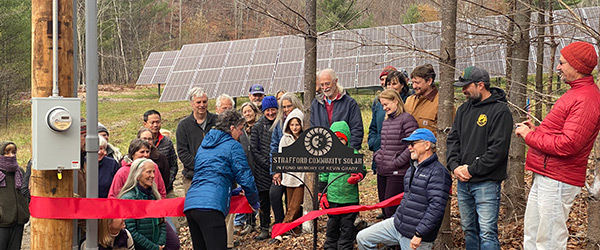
[454,66,490,87]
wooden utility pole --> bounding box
[31,0,75,249]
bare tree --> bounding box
[435,0,457,247]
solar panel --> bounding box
[151,6,600,102]
[136,51,180,85]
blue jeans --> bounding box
[356,218,433,250]
[457,180,501,250]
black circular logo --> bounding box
[304,127,333,156]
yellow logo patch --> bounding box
[477,114,487,127]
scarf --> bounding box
[0,156,23,189]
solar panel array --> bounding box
[136,51,180,85]
[137,6,599,102]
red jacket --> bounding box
[525,76,600,187]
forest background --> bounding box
[1,0,600,249]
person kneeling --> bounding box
[356,129,451,250]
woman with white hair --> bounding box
[118,158,166,250]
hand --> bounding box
[159,245,165,250]
[272,173,282,185]
[347,173,364,185]
[239,189,245,196]
[410,236,422,249]
[453,164,472,182]
[515,120,534,138]
[318,193,329,209]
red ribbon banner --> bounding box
[271,192,404,238]
[29,195,252,219]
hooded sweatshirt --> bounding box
[446,87,513,183]
[319,121,366,204]
[279,108,305,187]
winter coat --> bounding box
[154,133,177,191]
[525,76,600,187]
[373,111,418,177]
[108,158,166,199]
[184,129,260,217]
[446,87,513,183]
[121,186,166,250]
[404,87,440,136]
[250,116,275,191]
[278,109,305,188]
[394,154,451,242]
[310,89,364,150]
[149,147,170,191]
[319,121,366,204]
[270,122,284,175]
[0,168,29,227]
[98,156,120,198]
[239,129,254,168]
[177,112,218,180]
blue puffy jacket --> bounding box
[184,129,260,216]
[393,153,451,242]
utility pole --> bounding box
[31,0,75,249]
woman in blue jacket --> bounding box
[184,110,260,250]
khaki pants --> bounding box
[225,213,235,248]
[283,186,304,223]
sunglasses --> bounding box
[408,140,424,147]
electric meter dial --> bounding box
[47,107,73,132]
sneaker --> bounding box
[239,224,253,235]
[375,212,385,219]
[254,229,270,241]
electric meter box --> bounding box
[32,97,81,171]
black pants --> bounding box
[258,190,271,229]
[324,202,359,250]
[377,174,404,218]
[269,183,287,224]
[185,209,227,250]
[0,225,24,250]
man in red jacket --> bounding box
[516,41,600,249]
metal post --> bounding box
[85,0,99,248]
[313,172,318,250]
[52,0,59,97]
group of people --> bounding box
[0,41,598,250]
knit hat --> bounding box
[261,96,278,112]
[379,66,397,79]
[98,122,109,136]
[561,41,598,75]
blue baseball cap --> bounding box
[249,84,265,95]
[402,128,437,143]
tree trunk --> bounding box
[547,0,556,110]
[435,0,457,247]
[302,0,317,234]
[586,15,600,250]
[504,0,516,94]
[505,0,530,224]
[534,2,545,125]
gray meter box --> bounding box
[32,97,81,171]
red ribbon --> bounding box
[29,195,252,219]
[271,192,404,238]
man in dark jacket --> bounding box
[250,96,278,240]
[447,66,513,250]
[357,129,451,250]
[177,87,218,193]
[311,68,363,151]
[143,109,178,194]
[516,41,600,249]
